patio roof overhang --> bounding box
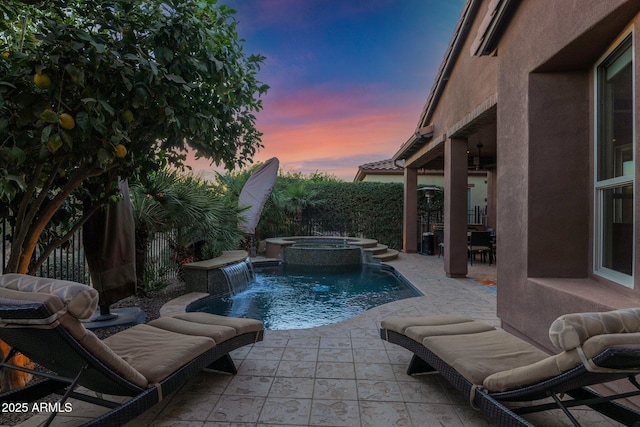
[392,124,434,164]
[395,94,498,170]
[392,0,516,171]
[392,0,482,169]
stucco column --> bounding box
[444,137,468,277]
[403,167,418,253]
[486,169,496,230]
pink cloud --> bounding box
[185,85,422,181]
[258,117,415,177]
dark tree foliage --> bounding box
[0,0,268,273]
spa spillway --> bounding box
[265,236,378,266]
[281,241,363,266]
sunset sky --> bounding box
[190,0,466,181]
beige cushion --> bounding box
[0,274,98,319]
[422,330,549,386]
[405,321,495,343]
[381,315,475,335]
[148,317,236,344]
[582,332,640,358]
[483,332,640,392]
[172,312,263,336]
[103,324,215,384]
[549,308,640,351]
[483,351,578,392]
[58,314,148,388]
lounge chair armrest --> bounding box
[549,308,640,351]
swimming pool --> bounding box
[187,263,421,330]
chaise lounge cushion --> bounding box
[549,308,640,351]
[381,315,484,334]
[381,315,496,343]
[172,312,264,337]
[422,329,550,387]
[0,274,98,319]
[54,314,149,388]
[484,331,640,392]
[148,317,237,344]
[103,324,216,384]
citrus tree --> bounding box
[0,0,268,274]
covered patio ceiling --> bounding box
[394,101,497,172]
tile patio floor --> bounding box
[12,254,624,426]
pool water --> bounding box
[187,263,421,330]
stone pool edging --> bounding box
[160,259,424,329]
[264,236,379,259]
[159,292,208,318]
[182,250,249,296]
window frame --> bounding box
[593,29,635,288]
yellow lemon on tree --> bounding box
[2,52,9,58]
[34,73,52,89]
[114,144,127,158]
[58,113,75,130]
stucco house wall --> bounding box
[496,0,640,350]
[391,0,640,354]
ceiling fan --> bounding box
[472,143,483,170]
[470,143,496,170]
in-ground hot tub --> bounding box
[265,236,378,264]
[281,240,363,266]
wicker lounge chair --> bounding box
[380,311,640,426]
[0,274,264,426]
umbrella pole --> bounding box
[94,304,118,321]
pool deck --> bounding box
[14,254,623,426]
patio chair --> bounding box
[380,310,640,426]
[468,230,493,265]
[0,273,264,427]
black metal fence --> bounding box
[258,205,405,248]
[468,206,488,225]
[1,219,177,284]
[258,204,487,250]
[2,203,488,280]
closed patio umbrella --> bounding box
[83,179,144,327]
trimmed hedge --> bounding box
[303,182,404,249]
[258,181,441,250]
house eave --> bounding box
[470,0,518,57]
[392,125,434,162]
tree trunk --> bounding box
[1,166,102,392]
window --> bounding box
[595,34,634,286]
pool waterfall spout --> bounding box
[221,258,254,295]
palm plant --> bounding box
[281,181,319,236]
[130,169,244,294]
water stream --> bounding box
[221,258,255,295]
